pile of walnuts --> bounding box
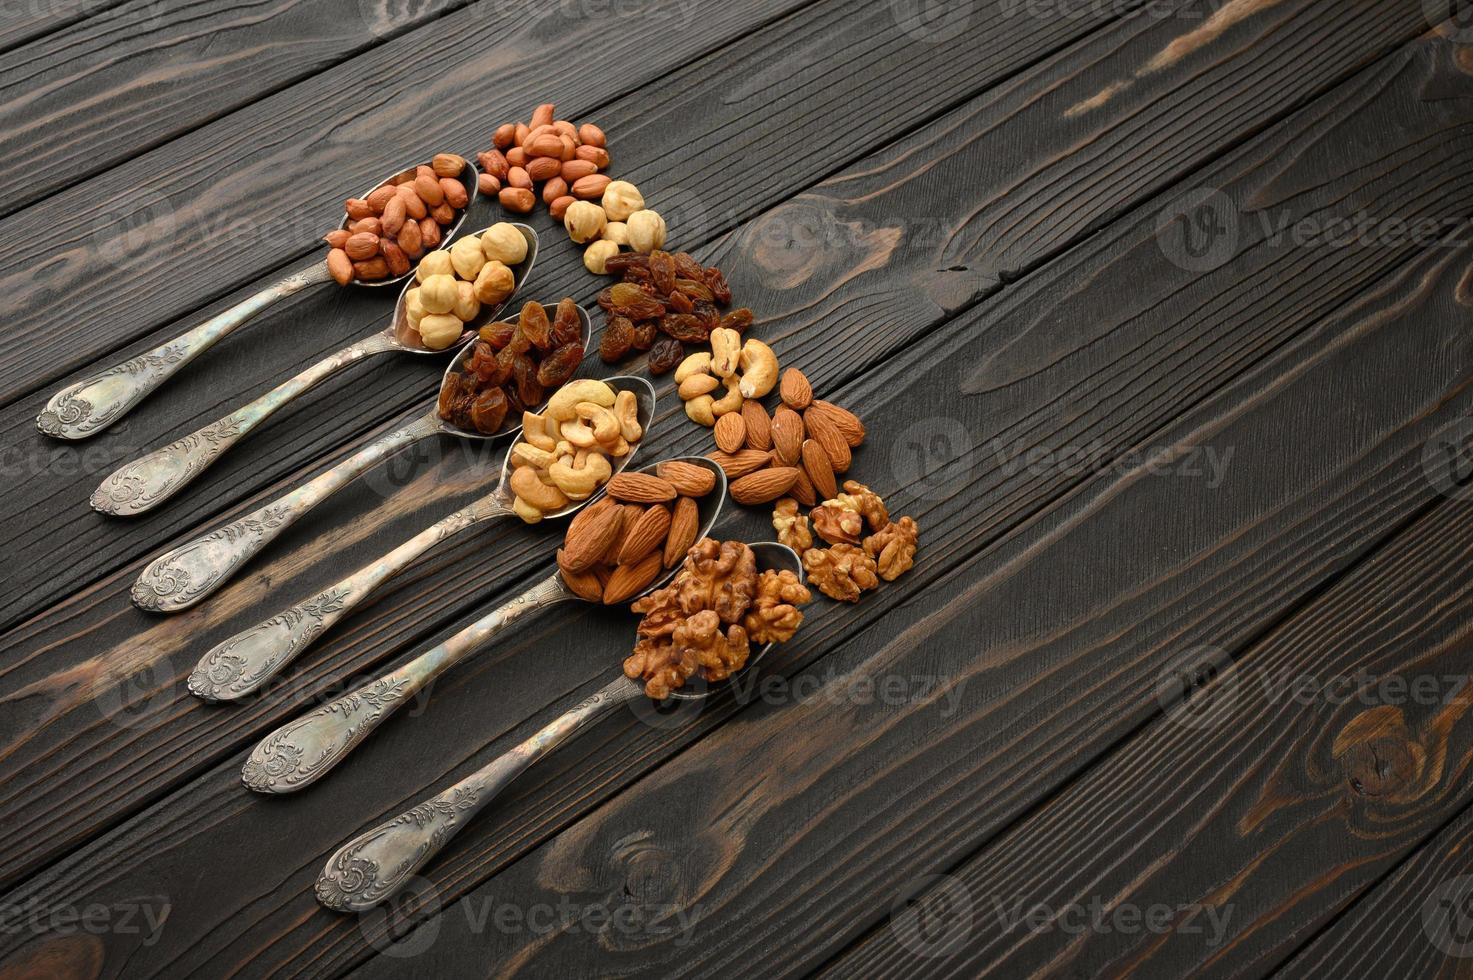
[772,481,919,602]
[623,539,811,698]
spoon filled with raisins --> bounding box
[129,293,590,615]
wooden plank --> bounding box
[352,206,1473,980]
[0,0,126,55]
[0,0,1085,409]
[5,25,1473,970]
[0,0,465,218]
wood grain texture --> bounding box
[0,0,127,55]
[0,0,1440,905]
[6,26,1473,971]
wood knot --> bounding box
[1332,706,1420,798]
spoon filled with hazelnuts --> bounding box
[188,375,658,703]
[129,292,595,616]
[90,223,538,518]
[313,535,810,912]
[37,156,480,441]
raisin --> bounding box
[596,286,616,311]
[604,252,649,274]
[495,343,519,380]
[468,342,507,385]
[668,289,694,314]
[673,252,705,279]
[720,307,754,334]
[552,298,582,346]
[504,383,527,416]
[437,373,471,422]
[610,295,665,320]
[600,315,635,362]
[648,337,684,375]
[506,324,532,354]
[692,300,720,332]
[649,250,677,294]
[513,354,543,407]
[480,320,516,349]
[469,387,508,434]
[518,301,554,350]
[659,313,709,343]
[705,267,732,304]
[622,264,655,285]
[538,341,583,386]
[674,277,714,302]
[631,320,657,351]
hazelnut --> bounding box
[450,236,486,281]
[626,209,666,253]
[584,239,620,275]
[480,222,527,265]
[418,313,462,350]
[452,280,480,321]
[564,200,607,244]
[419,274,459,315]
[602,221,629,245]
[404,286,425,326]
[473,259,515,304]
[601,180,644,222]
[415,250,454,283]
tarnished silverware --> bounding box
[129,290,582,617]
[189,377,660,702]
[90,224,537,517]
[37,160,478,441]
[241,456,724,794]
[314,539,800,912]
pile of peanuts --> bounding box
[403,222,525,349]
[324,154,472,285]
[507,379,644,523]
[476,102,610,217]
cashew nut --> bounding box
[522,411,556,452]
[510,466,570,513]
[576,402,620,446]
[685,394,715,426]
[561,417,599,448]
[675,352,712,382]
[711,375,744,417]
[511,442,556,469]
[546,379,615,421]
[614,389,642,442]
[605,435,631,457]
[549,450,612,499]
[709,328,741,378]
[512,495,545,524]
[678,373,719,400]
[738,338,779,398]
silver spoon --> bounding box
[89,223,537,517]
[313,539,801,912]
[241,456,726,795]
[188,377,659,703]
[37,160,479,441]
[128,289,580,616]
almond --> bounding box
[730,466,800,505]
[714,412,746,454]
[742,401,771,451]
[664,496,699,568]
[771,406,804,465]
[618,504,672,565]
[603,551,663,604]
[780,367,813,409]
[656,460,716,497]
[605,504,645,565]
[561,498,622,572]
[707,448,771,479]
[607,472,678,503]
[804,410,851,473]
[801,439,837,499]
[810,400,865,447]
[790,467,817,507]
[560,564,604,602]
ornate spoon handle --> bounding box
[188,492,513,701]
[243,574,573,794]
[37,263,332,440]
[316,675,642,912]
[92,332,399,516]
[131,413,441,613]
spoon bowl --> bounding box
[388,222,537,354]
[344,158,479,289]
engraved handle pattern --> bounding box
[243,574,573,794]
[92,333,398,516]
[188,494,512,701]
[131,414,441,613]
[316,676,642,911]
[37,263,332,440]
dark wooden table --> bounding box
[3,0,1473,976]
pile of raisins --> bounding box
[596,250,753,374]
[438,298,585,434]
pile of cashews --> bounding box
[674,327,779,426]
[508,379,643,522]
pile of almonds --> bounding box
[476,102,611,217]
[706,366,865,506]
[325,154,471,284]
[557,461,716,604]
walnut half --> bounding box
[803,543,879,602]
[864,515,918,581]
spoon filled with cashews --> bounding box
[239,455,725,796]
[187,376,657,703]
